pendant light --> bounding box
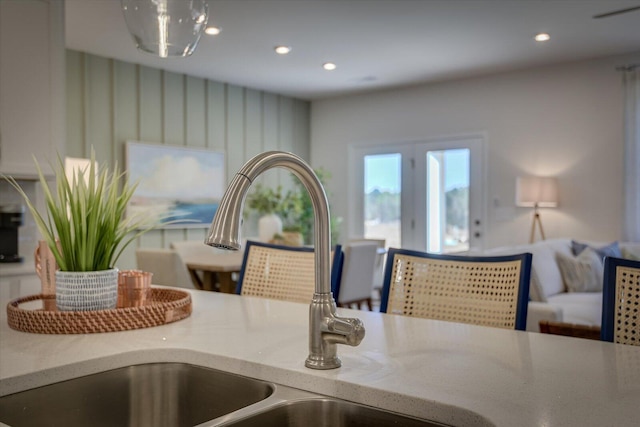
[121,0,209,58]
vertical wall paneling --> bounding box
[111,62,128,262]
[85,55,112,161]
[161,71,188,247]
[137,67,164,249]
[164,227,186,248]
[183,76,206,243]
[162,73,187,256]
[292,99,311,206]
[293,100,310,160]
[186,76,206,147]
[66,50,310,268]
[114,61,138,164]
[226,85,245,182]
[162,71,185,146]
[113,61,139,268]
[138,67,163,143]
[261,93,279,189]
[277,97,295,191]
[278,97,294,152]
[206,81,226,151]
[186,227,207,242]
[245,89,262,159]
[164,72,189,246]
[66,51,84,156]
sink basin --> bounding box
[219,398,450,427]
[0,363,273,427]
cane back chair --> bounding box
[601,256,640,345]
[380,248,532,330]
[236,240,343,304]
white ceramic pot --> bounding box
[55,268,119,311]
[258,213,283,242]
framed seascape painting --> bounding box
[126,141,225,228]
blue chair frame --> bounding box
[601,256,640,344]
[235,240,343,297]
[380,248,532,331]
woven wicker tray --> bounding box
[6,288,192,334]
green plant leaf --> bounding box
[242,168,341,245]
[2,148,161,272]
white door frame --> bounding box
[348,134,487,252]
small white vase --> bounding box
[258,213,283,242]
[55,268,119,311]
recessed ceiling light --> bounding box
[274,46,291,55]
[534,33,550,42]
[205,26,221,36]
[323,62,337,71]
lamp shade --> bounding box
[515,176,558,207]
[121,0,209,58]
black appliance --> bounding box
[0,205,24,263]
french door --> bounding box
[349,136,485,253]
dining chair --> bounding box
[236,240,343,304]
[380,248,532,330]
[135,248,194,288]
[170,240,228,289]
[348,237,386,298]
[601,256,640,346]
[334,241,379,310]
[170,240,228,257]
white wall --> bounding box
[311,53,640,249]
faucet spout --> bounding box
[206,151,365,369]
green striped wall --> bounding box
[66,50,310,270]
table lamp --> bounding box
[516,176,558,243]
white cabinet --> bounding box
[0,0,64,178]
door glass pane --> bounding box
[426,149,469,253]
[364,154,401,249]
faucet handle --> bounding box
[344,318,365,346]
[326,316,365,346]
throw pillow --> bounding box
[556,248,604,292]
[571,240,621,263]
[622,247,640,261]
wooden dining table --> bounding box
[183,251,244,293]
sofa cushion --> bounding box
[546,292,603,327]
[556,248,604,292]
[484,238,573,302]
[571,240,622,261]
[621,244,640,261]
[526,239,575,301]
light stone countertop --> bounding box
[1,276,639,426]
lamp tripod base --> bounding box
[529,206,546,244]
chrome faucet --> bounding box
[205,151,365,369]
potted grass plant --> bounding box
[4,150,157,311]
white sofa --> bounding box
[483,238,640,332]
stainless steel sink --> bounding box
[0,363,274,427]
[218,397,449,427]
[1,362,475,427]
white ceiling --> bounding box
[65,0,640,100]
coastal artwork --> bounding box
[126,141,225,227]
